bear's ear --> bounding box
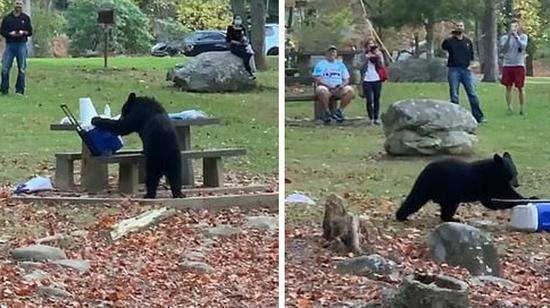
[493,154,503,164]
[503,152,511,159]
[127,92,136,101]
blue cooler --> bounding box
[510,202,550,232]
[60,104,123,156]
[84,127,123,156]
[536,203,550,231]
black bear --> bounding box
[91,93,184,199]
[395,152,526,222]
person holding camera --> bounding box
[359,39,384,125]
[442,21,484,123]
[312,45,355,124]
[226,14,256,78]
[500,20,528,116]
[0,0,32,96]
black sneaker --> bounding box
[322,112,332,125]
[331,109,344,123]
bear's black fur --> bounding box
[395,152,525,222]
[92,93,183,199]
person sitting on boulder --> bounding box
[226,14,255,78]
[312,45,355,124]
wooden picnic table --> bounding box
[50,118,220,192]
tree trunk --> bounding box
[250,0,267,71]
[475,18,485,72]
[481,0,498,82]
[322,194,364,255]
[424,15,435,59]
[526,42,535,76]
[413,33,420,58]
[23,0,35,57]
[230,0,246,19]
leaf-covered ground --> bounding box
[0,198,278,307]
[285,196,550,307]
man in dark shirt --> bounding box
[442,21,484,123]
[0,0,32,95]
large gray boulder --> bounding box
[167,51,256,92]
[426,222,501,276]
[382,99,478,155]
[388,58,447,82]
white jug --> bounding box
[79,97,98,126]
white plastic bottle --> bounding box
[103,103,111,118]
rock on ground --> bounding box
[388,58,447,82]
[336,254,398,279]
[202,225,242,238]
[51,259,91,273]
[11,245,67,262]
[245,216,278,230]
[37,286,72,298]
[426,222,501,276]
[178,261,214,273]
[390,274,470,308]
[382,99,478,155]
[166,51,256,92]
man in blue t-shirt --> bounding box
[312,45,355,123]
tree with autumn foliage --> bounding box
[176,0,232,31]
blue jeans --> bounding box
[447,67,484,122]
[1,42,27,94]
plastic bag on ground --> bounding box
[285,193,316,205]
[12,176,54,194]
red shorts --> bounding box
[501,66,525,89]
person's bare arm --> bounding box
[314,76,331,88]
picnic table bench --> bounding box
[51,118,246,193]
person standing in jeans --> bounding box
[0,0,32,95]
[442,21,484,123]
[360,39,384,125]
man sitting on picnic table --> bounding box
[313,45,355,124]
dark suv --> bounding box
[151,30,228,57]
[182,30,228,56]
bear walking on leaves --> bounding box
[396,152,531,222]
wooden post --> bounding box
[203,157,223,187]
[104,25,108,68]
[80,144,108,193]
[118,161,139,194]
[55,157,74,190]
[175,125,195,186]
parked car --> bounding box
[181,30,229,57]
[265,23,279,55]
[150,41,184,57]
[151,25,280,57]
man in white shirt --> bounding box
[500,20,528,115]
[312,45,355,124]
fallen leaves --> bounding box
[0,199,278,307]
[286,198,550,307]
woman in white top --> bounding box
[360,39,384,125]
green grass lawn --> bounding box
[286,77,550,224]
[0,56,278,183]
